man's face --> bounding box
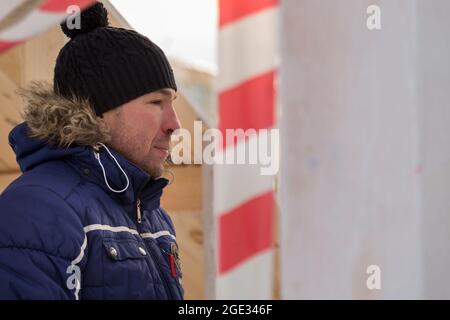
[100,88,181,178]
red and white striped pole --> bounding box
[0,0,95,53]
[215,0,279,299]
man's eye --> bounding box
[148,100,163,105]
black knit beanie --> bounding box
[54,2,177,116]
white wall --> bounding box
[280,0,450,299]
[416,0,450,299]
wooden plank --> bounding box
[0,70,22,122]
[0,42,23,85]
[0,69,21,172]
[202,163,216,299]
[0,116,18,172]
[169,210,204,299]
[103,0,132,29]
[21,24,64,85]
[161,165,202,212]
[0,172,20,192]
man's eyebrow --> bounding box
[157,89,177,100]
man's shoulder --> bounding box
[0,180,86,259]
[0,160,86,245]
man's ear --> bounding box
[96,115,105,125]
[98,107,122,131]
[96,114,111,131]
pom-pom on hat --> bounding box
[54,2,177,116]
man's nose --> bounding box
[163,104,181,135]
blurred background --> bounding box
[1,0,450,299]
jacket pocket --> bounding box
[102,238,148,261]
[159,240,183,280]
[100,237,159,299]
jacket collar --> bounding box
[10,122,169,210]
[71,144,169,208]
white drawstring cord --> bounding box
[93,143,130,193]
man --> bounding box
[0,2,183,299]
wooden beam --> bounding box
[0,172,20,192]
[0,42,23,85]
[0,69,22,122]
[103,0,133,29]
[0,117,18,171]
[0,70,21,172]
[21,24,64,85]
[170,210,204,299]
[202,163,216,299]
[161,165,202,212]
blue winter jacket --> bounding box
[0,122,184,299]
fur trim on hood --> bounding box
[18,81,110,148]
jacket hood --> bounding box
[10,81,109,172]
[18,81,110,148]
[9,122,86,173]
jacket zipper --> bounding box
[136,199,142,224]
[135,198,175,299]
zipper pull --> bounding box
[136,199,142,224]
